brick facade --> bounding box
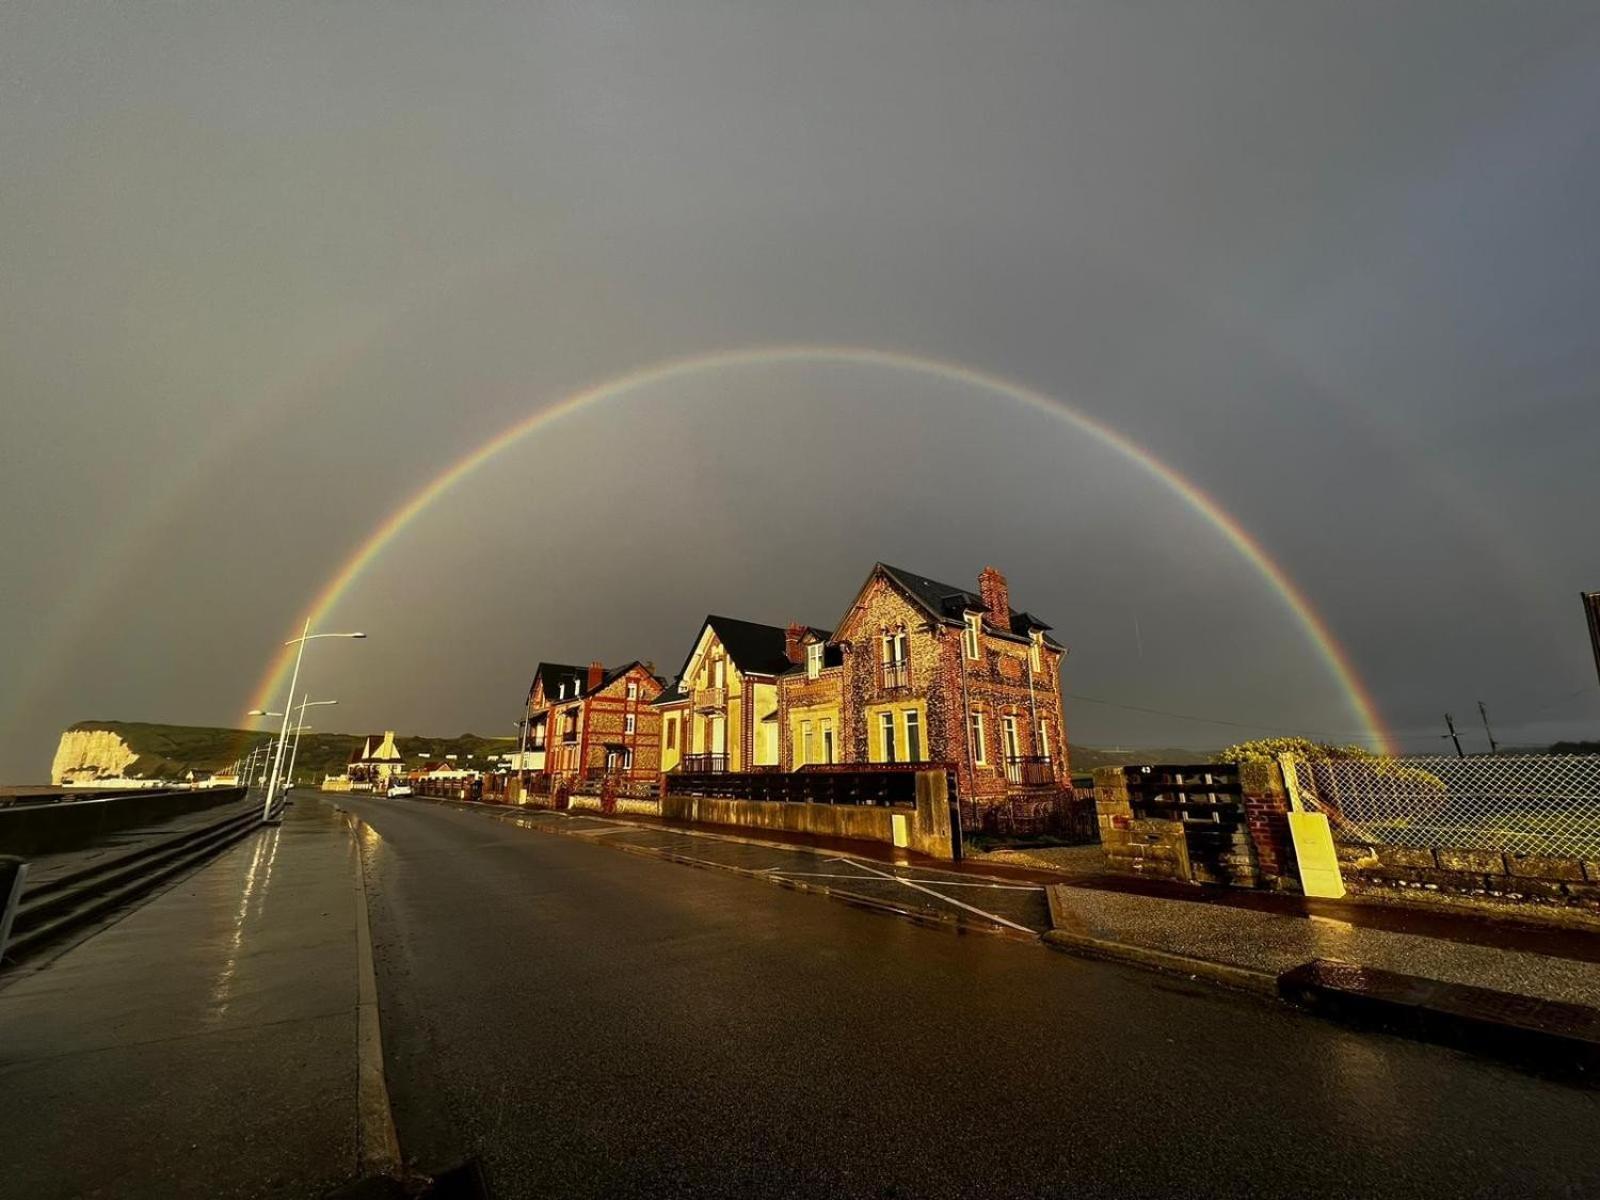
[526,662,664,783]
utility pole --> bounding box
[1477,700,1499,755]
[1443,712,1465,758]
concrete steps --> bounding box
[4,802,266,966]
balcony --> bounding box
[879,660,910,690]
[679,753,729,774]
[693,686,726,712]
[1004,755,1055,787]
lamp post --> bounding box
[285,697,338,790]
[254,619,365,823]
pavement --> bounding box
[8,791,1600,1196]
[0,798,369,1199]
[339,793,1600,1198]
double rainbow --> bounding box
[248,345,1394,753]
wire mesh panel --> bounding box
[1290,754,1600,857]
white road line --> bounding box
[838,858,1040,934]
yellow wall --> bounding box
[864,698,930,764]
[788,704,841,766]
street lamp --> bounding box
[256,620,365,823]
[285,697,338,790]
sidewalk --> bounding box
[0,799,370,1199]
[1045,878,1600,1008]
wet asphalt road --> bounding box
[335,795,1600,1199]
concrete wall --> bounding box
[1335,843,1600,914]
[0,786,247,858]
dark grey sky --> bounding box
[4,2,1599,779]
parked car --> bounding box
[387,784,414,797]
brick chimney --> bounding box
[587,660,605,692]
[785,622,807,664]
[978,566,1010,627]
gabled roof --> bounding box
[669,614,798,684]
[649,677,689,707]
[592,660,665,696]
[861,563,1064,649]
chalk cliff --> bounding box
[51,728,138,784]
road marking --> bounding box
[839,858,1041,934]
[350,821,403,1180]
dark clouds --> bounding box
[4,2,1598,778]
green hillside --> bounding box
[66,721,516,782]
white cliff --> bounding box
[51,728,138,784]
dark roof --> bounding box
[875,563,1063,648]
[650,677,689,706]
[529,662,584,700]
[703,614,796,677]
[593,660,664,696]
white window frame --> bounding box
[904,709,922,762]
[625,713,636,734]
[627,681,638,701]
[1036,718,1051,762]
[880,711,898,763]
[968,708,987,765]
[1029,631,1044,673]
[820,718,835,764]
[963,613,982,660]
[799,720,814,767]
[806,642,823,680]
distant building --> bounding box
[521,662,586,771]
[348,731,404,791]
[776,564,1070,806]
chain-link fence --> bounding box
[1289,754,1600,858]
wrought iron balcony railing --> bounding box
[679,752,729,774]
[1005,755,1055,786]
[879,660,910,690]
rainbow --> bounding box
[247,345,1395,753]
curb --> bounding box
[1040,928,1280,996]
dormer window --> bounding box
[963,612,982,660]
[1029,630,1044,673]
[806,642,823,680]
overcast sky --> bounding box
[4,2,1599,779]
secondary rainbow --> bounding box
[247,345,1395,753]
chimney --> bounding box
[978,566,1010,627]
[587,660,605,691]
[785,622,807,664]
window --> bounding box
[807,641,823,679]
[904,709,922,762]
[881,628,909,687]
[627,681,638,701]
[625,713,636,734]
[666,717,677,750]
[880,711,898,762]
[623,748,633,770]
[963,612,982,660]
[1029,631,1044,673]
[713,657,725,689]
[968,708,987,764]
[1037,719,1050,761]
[820,718,835,764]
[558,682,567,700]
[800,720,814,767]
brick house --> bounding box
[776,564,1069,807]
[520,662,586,772]
[530,660,666,782]
[659,616,819,772]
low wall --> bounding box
[662,792,900,841]
[1335,843,1600,914]
[661,770,956,860]
[0,786,247,858]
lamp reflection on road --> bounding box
[209,823,281,1019]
